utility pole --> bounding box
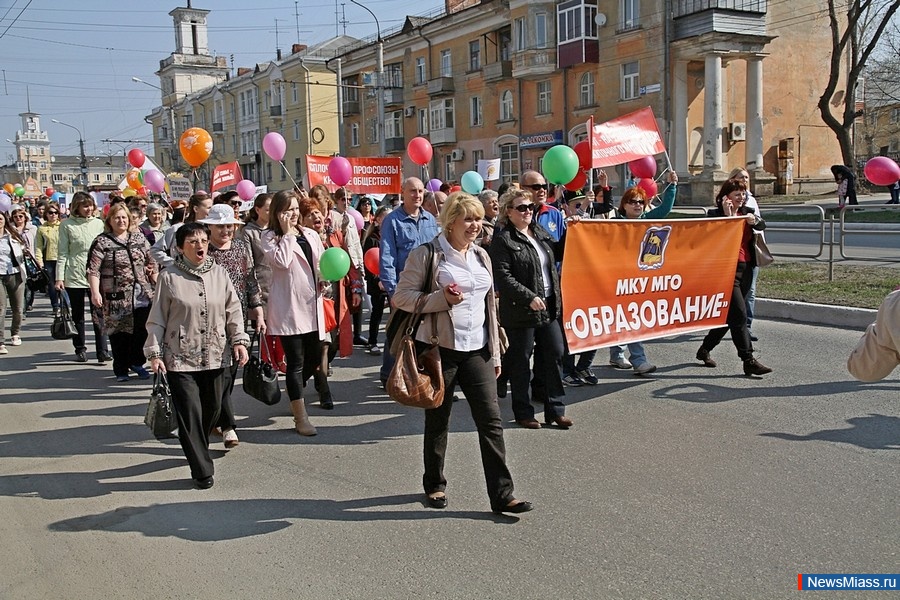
[349,0,384,157]
[51,119,88,191]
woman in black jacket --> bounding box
[488,188,572,429]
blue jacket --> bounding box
[378,206,439,297]
[535,204,566,242]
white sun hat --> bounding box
[198,204,243,225]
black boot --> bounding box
[696,347,717,368]
[743,357,772,376]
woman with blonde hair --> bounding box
[0,212,28,354]
[393,191,531,514]
[34,201,63,314]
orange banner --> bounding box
[588,107,666,168]
[306,155,402,193]
[560,218,746,353]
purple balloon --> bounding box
[347,207,365,231]
[328,156,353,187]
[236,179,257,201]
[0,193,10,212]
[143,169,166,194]
[262,132,287,162]
[426,178,443,193]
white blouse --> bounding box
[436,235,492,352]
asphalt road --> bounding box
[1,298,897,600]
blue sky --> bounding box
[0,0,443,163]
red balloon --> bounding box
[128,148,146,169]
[407,137,433,166]
[863,156,900,186]
[449,185,462,193]
[44,187,55,197]
[564,170,587,192]
[629,156,657,179]
[637,178,658,197]
[364,247,380,275]
[573,141,592,170]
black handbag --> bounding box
[144,371,178,439]
[243,332,281,405]
[24,255,49,293]
[51,293,78,340]
[384,242,435,356]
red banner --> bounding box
[560,218,745,353]
[306,155,402,193]
[211,161,243,192]
[588,107,666,168]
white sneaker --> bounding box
[633,362,658,375]
[223,428,239,449]
[609,357,632,369]
[0,345,7,355]
[9,335,21,346]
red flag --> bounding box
[588,107,666,168]
[210,161,243,192]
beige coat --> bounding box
[848,289,900,381]
[392,238,502,367]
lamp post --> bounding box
[132,76,179,170]
[51,119,88,192]
[349,0,385,157]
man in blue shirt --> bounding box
[378,176,440,385]
[520,170,566,242]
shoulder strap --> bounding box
[421,241,435,294]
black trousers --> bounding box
[504,319,566,421]
[66,287,109,357]
[216,362,240,430]
[168,369,225,481]
[109,306,149,377]
[280,332,321,400]
[701,261,754,360]
[422,344,515,511]
[366,290,386,345]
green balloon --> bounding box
[14,186,25,197]
[542,145,580,185]
[319,247,351,282]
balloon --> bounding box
[44,187,55,197]
[629,156,657,179]
[127,148,146,168]
[144,169,166,193]
[0,193,11,212]
[2,183,14,195]
[542,145,580,185]
[14,186,25,198]
[460,170,484,194]
[863,156,900,186]
[573,140,592,170]
[426,178,443,193]
[122,188,137,198]
[51,192,62,201]
[564,170,587,192]
[407,137,433,166]
[637,178,658,197]
[126,169,143,190]
[262,132,287,162]
[236,179,257,201]
[449,185,462,193]
[179,127,213,168]
[319,247,351,281]
[347,207,364,231]
[363,247,380,275]
[328,156,352,187]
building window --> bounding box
[499,27,511,61]
[891,108,900,124]
[515,17,526,51]
[429,98,455,130]
[350,123,359,147]
[267,162,273,181]
[292,83,299,103]
[93,173,100,183]
[415,57,426,84]
[182,115,193,130]
[440,50,452,78]
[499,142,519,182]
[621,61,640,100]
[232,134,237,153]
[386,110,404,139]
[343,76,359,102]
[385,62,403,88]
[444,154,456,183]
[418,108,429,135]
[469,40,481,71]
[536,13,547,48]
[472,149,484,172]
[537,80,552,114]
[106,173,113,182]
[470,96,483,127]
[295,157,303,177]
[500,90,514,121]
[293,119,300,141]
[53,173,64,182]
[620,0,639,30]
[558,1,598,43]
[580,72,595,107]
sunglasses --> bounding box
[625,199,644,206]
[229,201,242,207]
[524,184,548,191]
[46,211,59,215]
[512,204,534,213]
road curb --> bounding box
[756,298,875,330]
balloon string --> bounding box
[279,160,300,190]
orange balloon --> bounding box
[3,183,14,195]
[126,169,143,190]
[179,127,213,168]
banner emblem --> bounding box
[638,226,671,271]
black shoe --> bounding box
[75,351,87,363]
[696,347,717,368]
[426,493,447,509]
[743,357,773,376]
[493,499,533,515]
[98,352,112,364]
[194,476,214,489]
[353,335,368,346]
[319,390,334,410]
[749,333,759,342]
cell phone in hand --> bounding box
[447,283,461,296]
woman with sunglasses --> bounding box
[489,188,572,430]
[34,201,63,314]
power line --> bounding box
[0,0,33,41]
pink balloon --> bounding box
[637,178,658,197]
[328,156,352,187]
[236,179,257,201]
[629,156,657,179]
[347,207,365,231]
[407,137,433,166]
[863,156,900,187]
[426,178,443,193]
[143,169,166,193]
[262,132,286,162]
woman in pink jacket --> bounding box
[261,190,327,436]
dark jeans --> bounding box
[280,332,321,400]
[504,320,566,421]
[562,349,597,376]
[168,369,225,481]
[45,261,60,310]
[366,290,386,346]
[216,362,240,430]
[701,261,754,360]
[66,287,109,357]
[109,306,150,377]
[422,344,515,511]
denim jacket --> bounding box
[378,206,439,297]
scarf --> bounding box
[174,254,215,277]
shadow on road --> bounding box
[761,413,900,450]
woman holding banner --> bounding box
[696,179,772,376]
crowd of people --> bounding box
[2,166,789,508]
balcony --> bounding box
[270,105,283,118]
[385,137,406,153]
[483,60,512,83]
[673,0,768,39]
[427,77,455,96]
[343,100,360,115]
[429,127,456,146]
[383,87,404,107]
[212,122,225,133]
[512,49,557,79]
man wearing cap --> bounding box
[519,170,566,242]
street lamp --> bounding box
[349,0,385,158]
[51,119,88,192]
[132,76,179,170]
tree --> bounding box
[818,0,900,166]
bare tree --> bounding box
[818,0,900,166]
[865,19,900,103]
